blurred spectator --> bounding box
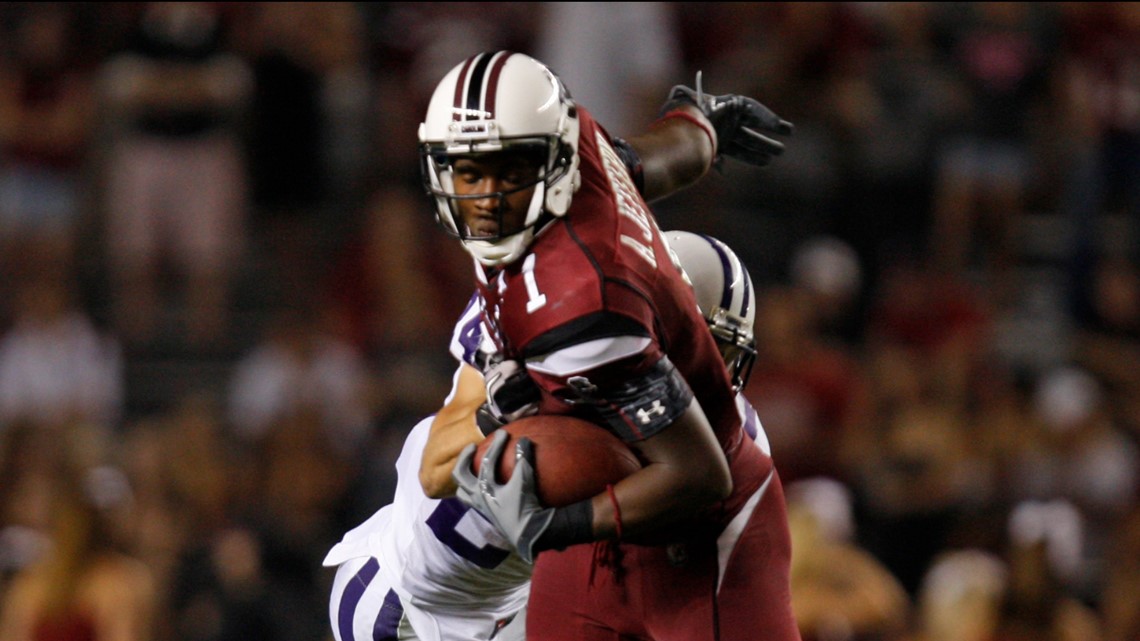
[827,3,959,295]
[99,1,252,348]
[1099,506,1140,641]
[326,182,470,358]
[118,399,247,641]
[1018,366,1139,511]
[915,501,1103,641]
[535,2,681,136]
[0,426,155,641]
[1010,365,1139,588]
[207,410,350,641]
[226,303,374,458]
[927,3,1060,283]
[0,274,122,431]
[1071,255,1140,435]
[744,285,869,484]
[1059,3,1140,274]
[163,394,237,536]
[237,2,369,300]
[0,421,56,594]
[786,477,911,641]
[0,4,95,294]
[237,2,328,300]
[849,390,979,596]
[116,419,186,641]
[169,525,293,641]
[865,260,992,405]
[914,549,1007,641]
[789,235,866,345]
[991,500,1104,641]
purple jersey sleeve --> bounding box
[448,292,485,369]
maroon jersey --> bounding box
[474,107,770,535]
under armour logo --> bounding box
[636,400,666,424]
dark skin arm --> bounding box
[586,400,731,540]
[625,104,716,202]
[562,107,727,535]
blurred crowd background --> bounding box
[0,3,1136,641]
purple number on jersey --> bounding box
[425,499,512,569]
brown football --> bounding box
[472,414,642,507]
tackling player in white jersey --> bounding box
[325,230,770,641]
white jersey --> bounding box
[325,293,771,641]
[325,411,531,641]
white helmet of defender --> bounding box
[419,51,582,266]
[664,230,758,392]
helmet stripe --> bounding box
[452,54,479,122]
[697,231,752,317]
[737,247,751,318]
[698,233,737,312]
[465,52,495,120]
[483,51,514,119]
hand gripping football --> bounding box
[472,415,642,507]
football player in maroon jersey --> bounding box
[420,51,800,641]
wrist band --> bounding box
[653,109,718,159]
[538,499,594,553]
[605,483,623,541]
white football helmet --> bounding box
[664,230,757,392]
[419,51,581,266]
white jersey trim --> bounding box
[716,469,773,594]
[526,335,651,377]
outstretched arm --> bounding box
[624,104,716,202]
[621,73,794,202]
[420,363,486,498]
[421,355,543,498]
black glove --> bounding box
[660,71,794,168]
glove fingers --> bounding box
[507,437,539,494]
[739,113,794,138]
[738,99,795,135]
[478,430,510,485]
[735,129,786,154]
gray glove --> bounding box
[660,71,794,168]
[453,430,554,563]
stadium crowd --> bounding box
[0,3,1136,640]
